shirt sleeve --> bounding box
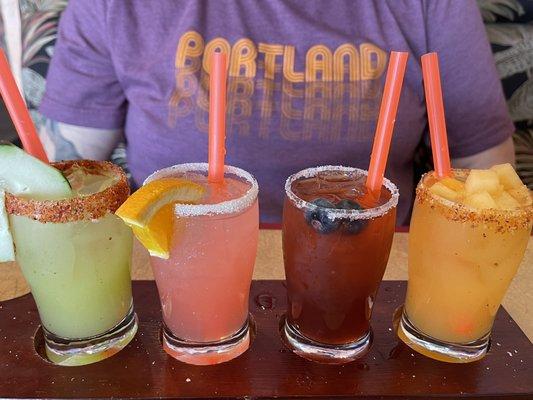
[424,0,514,159]
[39,0,126,129]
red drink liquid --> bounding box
[282,166,398,362]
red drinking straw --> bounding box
[0,49,48,163]
[421,53,451,178]
[208,51,227,183]
[366,51,409,193]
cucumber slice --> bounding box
[0,143,72,200]
[0,191,15,262]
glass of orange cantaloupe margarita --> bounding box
[398,163,532,363]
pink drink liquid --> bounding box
[151,171,258,343]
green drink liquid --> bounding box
[9,165,133,339]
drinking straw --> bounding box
[208,51,227,183]
[0,49,48,163]
[366,51,409,193]
[421,52,451,178]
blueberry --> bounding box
[335,199,367,234]
[312,198,336,209]
[336,199,362,211]
[304,198,339,234]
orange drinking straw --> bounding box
[208,51,227,183]
[421,53,451,178]
[0,49,48,163]
[366,51,409,193]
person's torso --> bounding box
[105,0,431,224]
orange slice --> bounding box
[116,178,204,258]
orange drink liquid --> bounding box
[398,166,532,362]
[146,163,259,365]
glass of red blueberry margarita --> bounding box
[281,165,398,364]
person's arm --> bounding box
[452,136,515,169]
[39,0,127,153]
[37,117,122,161]
[424,0,515,168]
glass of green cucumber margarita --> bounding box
[5,160,137,366]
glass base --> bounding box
[44,306,138,366]
[397,309,490,363]
[162,316,251,365]
[281,318,372,364]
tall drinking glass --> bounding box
[145,163,259,365]
[398,170,532,362]
[282,166,398,363]
[5,160,137,366]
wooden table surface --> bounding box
[1,231,531,342]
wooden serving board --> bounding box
[0,280,531,399]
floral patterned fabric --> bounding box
[0,0,65,143]
[0,0,129,175]
[479,0,533,188]
[0,8,4,49]
[0,6,11,142]
[18,0,67,113]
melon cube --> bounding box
[507,185,532,206]
[494,184,505,197]
[491,163,523,189]
[465,170,500,195]
[463,191,498,210]
[440,177,465,192]
[494,191,521,210]
[429,182,458,201]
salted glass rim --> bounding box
[418,169,533,221]
[285,165,399,221]
[144,163,258,217]
[4,160,129,223]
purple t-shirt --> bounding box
[40,0,513,225]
